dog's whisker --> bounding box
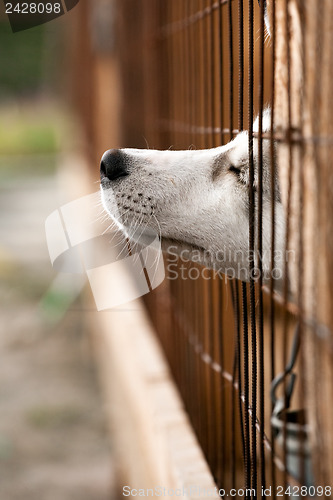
[147,214,163,284]
[152,213,162,241]
[93,210,111,224]
[142,136,150,150]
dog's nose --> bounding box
[100,149,129,181]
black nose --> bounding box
[100,149,129,181]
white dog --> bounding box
[100,109,285,284]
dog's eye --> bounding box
[229,165,241,176]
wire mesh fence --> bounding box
[79,0,333,497]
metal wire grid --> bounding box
[114,0,333,497]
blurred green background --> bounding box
[0,9,112,500]
[0,21,46,95]
[0,17,70,175]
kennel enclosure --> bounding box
[70,0,333,497]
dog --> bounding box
[100,109,285,285]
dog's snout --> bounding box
[100,149,129,181]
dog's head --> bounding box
[100,109,285,282]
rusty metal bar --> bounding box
[248,0,258,496]
[257,0,266,494]
[269,0,277,497]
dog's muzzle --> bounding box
[100,149,129,182]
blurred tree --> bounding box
[0,20,47,97]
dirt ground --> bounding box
[0,169,115,500]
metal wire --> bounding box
[257,0,266,493]
[110,0,333,494]
[282,0,292,491]
[269,0,277,496]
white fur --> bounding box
[100,109,285,285]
